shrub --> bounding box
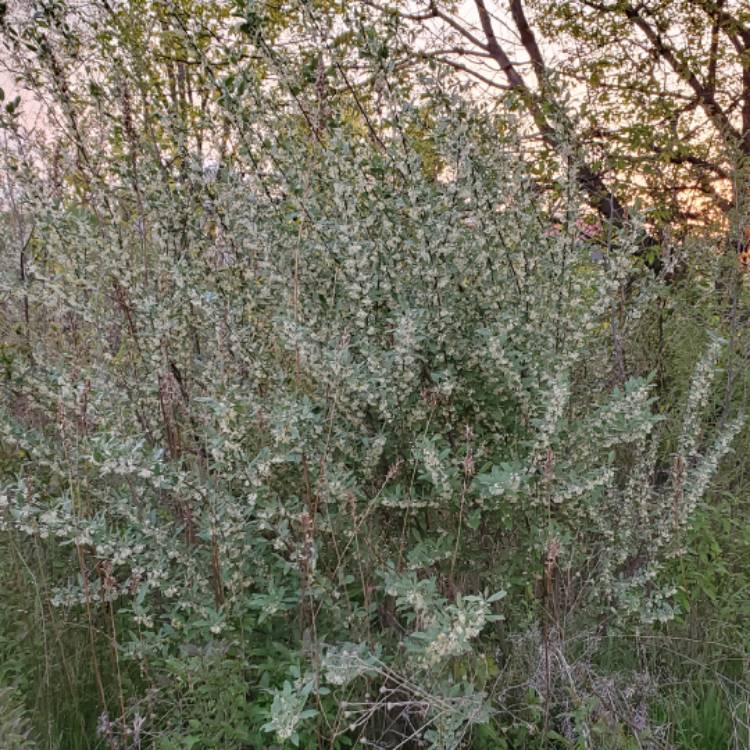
[0,4,744,746]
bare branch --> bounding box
[429,56,510,90]
[509,0,546,85]
[430,3,492,53]
[421,46,496,59]
[473,0,526,90]
[359,0,438,22]
[707,1,722,95]
[651,149,730,181]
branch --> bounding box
[359,0,438,22]
[707,1,722,95]
[472,2,638,233]
[618,3,740,145]
[693,0,750,55]
[428,55,511,90]
[430,2,492,54]
[422,46,496,59]
[398,0,663,265]
[509,0,546,86]
[654,149,730,179]
[473,0,526,90]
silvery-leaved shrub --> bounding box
[0,2,743,746]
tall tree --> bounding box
[366,0,750,265]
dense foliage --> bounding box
[0,1,749,748]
